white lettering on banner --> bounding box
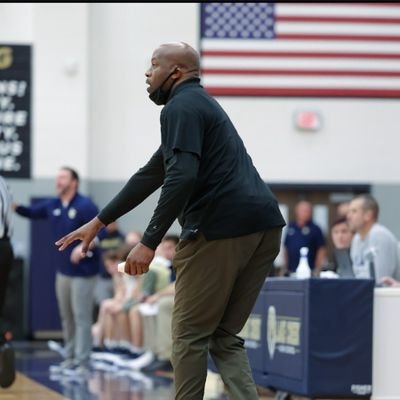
[276,344,297,355]
[0,81,27,174]
[351,384,372,395]
[0,96,12,110]
[0,140,22,156]
[267,305,301,359]
[0,126,16,140]
[0,45,30,177]
[0,156,20,171]
[0,110,28,126]
[267,306,277,358]
[0,80,27,97]
[240,314,262,343]
[244,340,260,349]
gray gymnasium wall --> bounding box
[372,184,400,240]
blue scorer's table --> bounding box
[242,278,374,398]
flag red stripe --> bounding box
[205,87,400,97]
[202,69,400,77]
[201,50,400,60]
[276,16,400,24]
[277,34,400,42]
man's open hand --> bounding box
[55,217,104,257]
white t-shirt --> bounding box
[351,223,400,281]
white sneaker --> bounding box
[125,351,154,371]
[47,340,66,357]
[90,352,125,364]
[63,365,91,379]
[49,359,74,374]
[91,361,119,373]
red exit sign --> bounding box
[295,111,322,132]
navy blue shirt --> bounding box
[16,193,100,277]
[284,220,326,272]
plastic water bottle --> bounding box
[296,247,312,279]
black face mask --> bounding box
[149,70,177,105]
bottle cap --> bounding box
[117,262,126,273]
[300,247,309,256]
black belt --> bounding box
[0,237,10,242]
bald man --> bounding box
[56,42,285,399]
[283,200,326,276]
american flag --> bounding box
[200,3,400,97]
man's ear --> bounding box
[172,67,183,79]
[364,209,374,223]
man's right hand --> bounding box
[55,216,105,257]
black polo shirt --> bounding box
[99,78,285,249]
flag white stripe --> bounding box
[276,22,400,35]
[276,4,400,19]
[202,57,400,71]
[201,39,400,53]
[203,75,400,89]
[200,3,400,96]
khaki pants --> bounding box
[171,228,282,400]
[157,296,174,360]
[56,273,96,368]
[142,295,174,360]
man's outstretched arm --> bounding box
[98,146,165,224]
[124,150,200,275]
[56,147,165,254]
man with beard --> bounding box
[14,166,100,378]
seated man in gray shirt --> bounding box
[348,194,400,281]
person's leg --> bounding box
[157,296,174,361]
[91,321,102,348]
[122,310,157,370]
[172,231,280,400]
[102,305,123,350]
[114,311,131,349]
[0,241,13,324]
[0,240,15,389]
[128,305,144,350]
[108,313,121,343]
[71,276,96,368]
[103,314,120,350]
[92,298,109,347]
[140,295,174,373]
[103,314,114,346]
[55,273,75,363]
[141,312,157,353]
[0,241,13,339]
[93,277,114,321]
[209,228,282,400]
